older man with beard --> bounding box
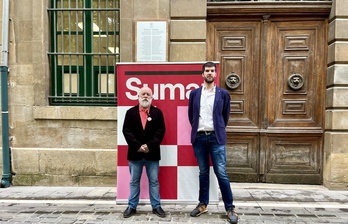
[122,86,166,218]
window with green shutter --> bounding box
[48,0,119,106]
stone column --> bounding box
[324,0,348,190]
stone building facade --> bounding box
[0,0,347,189]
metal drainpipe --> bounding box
[1,0,11,188]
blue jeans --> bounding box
[192,132,235,211]
[128,159,161,209]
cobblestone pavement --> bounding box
[0,183,348,223]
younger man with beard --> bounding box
[122,86,166,218]
[188,62,238,223]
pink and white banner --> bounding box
[116,62,219,204]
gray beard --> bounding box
[140,99,151,108]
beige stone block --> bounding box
[33,106,117,120]
[13,1,33,21]
[11,125,63,148]
[120,18,134,62]
[14,21,33,42]
[32,42,49,62]
[171,0,206,18]
[120,19,133,43]
[328,42,348,65]
[326,87,348,108]
[324,132,348,155]
[134,0,169,19]
[25,174,78,186]
[8,106,33,123]
[78,176,116,187]
[120,0,134,19]
[120,40,134,62]
[328,19,348,42]
[170,20,206,40]
[9,65,35,85]
[34,82,49,106]
[59,124,116,149]
[325,110,348,130]
[39,149,97,175]
[170,42,206,62]
[9,85,35,106]
[13,173,115,187]
[96,150,117,175]
[329,0,348,21]
[158,0,171,19]
[32,1,47,20]
[12,148,40,174]
[327,65,348,86]
[16,42,34,64]
[323,153,348,190]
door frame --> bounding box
[207,1,332,184]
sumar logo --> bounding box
[125,77,199,100]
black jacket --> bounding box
[122,104,165,161]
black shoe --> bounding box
[152,206,166,218]
[227,208,238,224]
[123,207,136,218]
[190,202,208,217]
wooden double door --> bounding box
[208,17,327,184]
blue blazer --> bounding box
[188,86,230,145]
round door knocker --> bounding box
[287,73,304,90]
[225,72,241,90]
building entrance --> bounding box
[207,3,330,184]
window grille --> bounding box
[48,0,120,106]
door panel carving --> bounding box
[208,19,326,184]
[265,134,322,183]
[262,21,326,184]
[226,134,259,182]
[208,22,261,129]
[208,22,261,181]
[266,22,326,128]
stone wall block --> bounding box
[170,43,206,62]
[324,132,348,154]
[328,19,348,42]
[171,0,206,18]
[134,0,169,19]
[170,20,206,40]
[39,149,97,175]
[10,148,116,186]
[16,42,33,64]
[158,0,171,19]
[13,0,33,21]
[33,106,117,120]
[78,176,116,187]
[96,150,117,175]
[326,87,348,108]
[323,153,348,190]
[328,42,348,65]
[330,0,348,20]
[327,65,348,86]
[9,85,35,106]
[12,148,40,174]
[325,110,348,130]
[120,0,134,19]
[120,18,134,62]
